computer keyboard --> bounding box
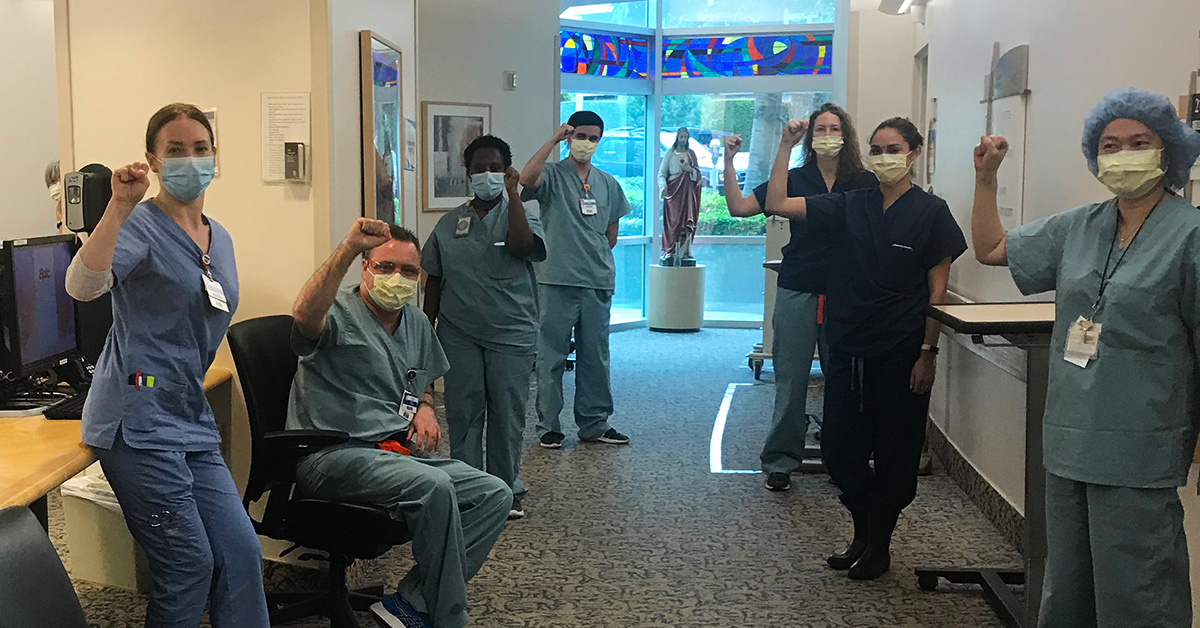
[43,392,87,420]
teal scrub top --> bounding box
[286,286,449,442]
[521,159,631,291]
[421,199,547,354]
[82,201,238,452]
[1007,194,1200,488]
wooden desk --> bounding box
[917,303,1054,628]
[0,366,233,528]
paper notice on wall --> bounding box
[261,92,310,182]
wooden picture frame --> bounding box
[421,101,492,211]
[360,31,405,224]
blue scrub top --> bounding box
[82,201,239,451]
[806,186,967,357]
[1007,194,1200,488]
[521,160,631,291]
[421,198,547,354]
[286,287,449,443]
[753,163,877,294]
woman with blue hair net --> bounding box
[973,87,1200,627]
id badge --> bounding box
[202,274,229,312]
[580,198,598,216]
[1064,316,1101,368]
[399,390,421,423]
[454,214,472,237]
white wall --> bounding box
[0,0,60,240]
[415,0,559,243]
[846,0,916,146]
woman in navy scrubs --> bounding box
[723,103,876,492]
[765,117,967,580]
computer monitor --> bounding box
[0,235,81,376]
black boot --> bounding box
[848,507,899,581]
[826,509,869,570]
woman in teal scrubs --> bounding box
[972,87,1200,627]
[422,134,546,520]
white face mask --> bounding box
[470,172,505,201]
[569,139,598,163]
[812,136,844,158]
[48,182,62,202]
[868,152,912,184]
[1096,149,1166,199]
[367,270,418,312]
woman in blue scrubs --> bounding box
[973,88,1200,627]
[723,103,876,492]
[422,135,546,520]
[765,117,967,580]
[65,103,269,627]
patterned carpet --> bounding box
[48,327,1022,627]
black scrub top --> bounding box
[806,185,967,357]
[753,162,878,295]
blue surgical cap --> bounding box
[1082,87,1200,191]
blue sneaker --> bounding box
[369,593,433,628]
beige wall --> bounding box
[846,0,916,148]
[0,0,60,240]
[414,0,559,242]
[60,0,318,488]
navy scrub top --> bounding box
[806,186,967,357]
[82,200,239,452]
[753,162,877,295]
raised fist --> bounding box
[723,135,743,160]
[504,166,520,191]
[552,123,575,144]
[974,135,1009,174]
[111,163,150,209]
[346,217,392,254]
[781,119,809,147]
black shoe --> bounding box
[827,509,869,570]
[848,507,900,581]
[539,431,565,448]
[508,497,526,520]
[765,472,791,491]
[594,428,630,445]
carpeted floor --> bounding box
[49,327,1022,627]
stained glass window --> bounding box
[661,33,833,79]
[560,29,651,78]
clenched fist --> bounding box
[974,135,1009,174]
[345,217,392,254]
[111,163,151,214]
[723,135,743,162]
[781,119,809,148]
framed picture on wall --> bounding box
[421,102,491,211]
[360,30,405,225]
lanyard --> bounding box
[1090,207,1153,319]
[200,253,213,278]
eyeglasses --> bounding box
[367,260,421,280]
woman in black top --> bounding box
[766,117,967,580]
[723,103,876,492]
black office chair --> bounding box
[227,315,412,628]
[0,506,89,628]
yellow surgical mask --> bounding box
[367,271,417,312]
[868,152,912,184]
[1096,149,1165,199]
[569,139,598,162]
[812,136,844,158]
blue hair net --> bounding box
[1082,87,1200,191]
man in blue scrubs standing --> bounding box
[288,219,512,628]
[519,111,631,448]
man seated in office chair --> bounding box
[287,218,512,628]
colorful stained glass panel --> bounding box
[661,33,833,79]
[560,29,650,78]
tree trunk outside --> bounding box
[744,93,787,193]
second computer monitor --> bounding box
[0,235,80,376]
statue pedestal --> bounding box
[647,264,704,333]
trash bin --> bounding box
[60,473,152,593]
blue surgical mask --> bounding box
[470,172,505,201]
[159,156,215,202]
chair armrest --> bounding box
[261,430,351,481]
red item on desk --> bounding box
[377,440,411,455]
[817,295,825,324]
